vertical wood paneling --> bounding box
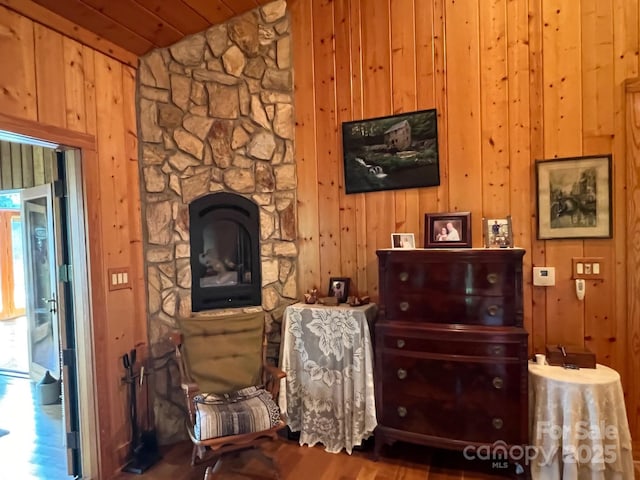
[444,0,482,238]
[391,0,420,242]
[334,0,358,288]
[312,0,341,289]
[20,144,34,187]
[349,0,369,294]
[361,0,393,298]
[0,8,143,477]
[33,24,66,126]
[63,37,88,133]
[479,0,510,217]
[625,81,640,452]
[93,51,131,470]
[0,6,37,120]
[582,0,614,137]
[613,0,638,406]
[415,0,441,246]
[541,0,585,346]
[122,64,145,348]
[291,0,640,445]
[528,0,546,352]
[507,0,534,348]
[581,1,618,370]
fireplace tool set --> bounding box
[121,348,161,474]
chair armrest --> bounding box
[181,382,201,419]
[181,382,200,396]
[262,365,286,399]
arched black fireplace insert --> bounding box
[189,192,261,311]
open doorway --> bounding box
[0,142,87,478]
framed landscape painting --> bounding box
[535,155,612,239]
[341,109,440,194]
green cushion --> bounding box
[179,311,264,394]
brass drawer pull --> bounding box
[396,339,406,349]
[397,406,407,418]
[399,271,409,282]
[487,273,499,284]
[397,368,407,380]
[487,305,499,316]
[491,345,505,356]
[399,301,410,312]
[492,418,504,430]
[492,377,504,389]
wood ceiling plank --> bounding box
[0,0,138,66]
[30,0,153,55]
[79,0,183,47]
[220,0,260,16]
[181,0,233,25]
[132,0,210,35]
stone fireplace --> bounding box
[136,0,296,443]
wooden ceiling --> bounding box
[3,0,274,65]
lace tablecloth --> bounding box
[278,302,377,454]
[528,363,634,479]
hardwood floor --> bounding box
[0,373,68,479]
[113,435,524,480]
[111,433,640,480]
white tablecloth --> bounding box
[528,363,634,479]
[278,302,377,454]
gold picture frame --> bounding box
[483,216,513,248]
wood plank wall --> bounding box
[0,141,56,190]
[290,0,640,446]
[0,5,144,478]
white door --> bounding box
[21,184,60,382]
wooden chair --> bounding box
[170,311,286,477]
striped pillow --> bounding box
[193,386,281,441]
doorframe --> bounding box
[0,112,104,478]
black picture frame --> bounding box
[328,277,350,303]
[424,212,472,248]
[341,109,439,194]
[535,155,612,239]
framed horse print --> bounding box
[535,155,612,239]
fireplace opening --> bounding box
[189,193,261,311]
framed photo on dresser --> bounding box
[483,216,514,248]
[424,212,472,248]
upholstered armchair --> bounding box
[171,311,286,477]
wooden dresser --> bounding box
[374,248,528,456]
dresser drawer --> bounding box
[377,325,525,359]
[383,259,518,297]
[384,293,518,326]
[378,354,523,444]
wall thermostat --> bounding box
[533,266,556,286]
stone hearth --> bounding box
[136,0,296,443]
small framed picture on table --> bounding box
[328,277,350,304]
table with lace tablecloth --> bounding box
[528,363,634,480]
[278,302,377,454]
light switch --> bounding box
[584,264,592,275]
[111,273,118,285]
[576,263,584,274]
[593,263,600,275]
